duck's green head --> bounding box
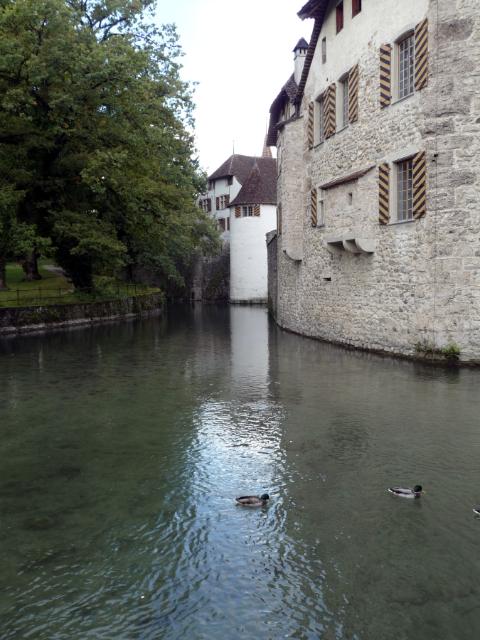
[260,493,270,501]
[413,485,423,493]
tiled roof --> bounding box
[293,37,309,51]
[229,158,277,207]
[266,74,299,146]
[298,0,328,20]
[208,154,257,184]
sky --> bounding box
[153,0,311,175]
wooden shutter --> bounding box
[415,19,428,91]
[225,195,230,207]
[378,163,390,224]
[235,206,241,218]
[216,197,220,210]
[379,44,392,108]
[207,198,211,212]
[324,83,336,138]
[254,204,260,216]
[348,64,359,123]
[311,188,318,227]
[277,204,282,235]
[307,102,314,149]
[413,151,427,219]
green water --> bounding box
[1,305,480,639]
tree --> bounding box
[0,0,218,290]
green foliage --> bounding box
[0,0,218,290]
[414,339,461,362]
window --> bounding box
[217,194,230,210]
[398,33,415,99]
[340,76,349,128]
[199,198,211,213]
[318,191,325,227]
[352,0,362,17]
[218,218,226,231]
[396,158,413,221]
[315,96,324,144]
[208,180,214,190]
[322,37,327,64]
[242,206,254,217]
[336,2,344,33]
[227,176,233,186]
[226,217,230,231]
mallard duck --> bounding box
[235,493,269,507]
[388,485,423,498]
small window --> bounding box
[398,33,415,99]
[218,194,230,209]
[242,205,254,217]
[218,218,226,231]
[340,76,349,128]
[352,0,362,17]
[318,193,325,226]
[226,217,230,231]
[199,198,211,213]
[208,180,214,190]
[227,176,233,186]
[322,37,327,64]
[336,2,344,33]
[396,158,413,221]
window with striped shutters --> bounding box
[379,44,392,108]
[415,18,428,91]
[310,188,318,227]
[324,84,336,138]
[378,163,390,224]
[348,64,359,123]
[307,102,314,149]
[413,151,427,219]
[254,205,260,216]
[235,206,241,218]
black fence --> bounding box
[0,283,142,307]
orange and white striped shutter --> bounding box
[379,44,392,108]
[413,151,427,219]
[415,19,428,90]
[378,163,390,224]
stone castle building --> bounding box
[267,0,480,362]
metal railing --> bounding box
[0,283,142,307]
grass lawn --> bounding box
[0,262,159,308]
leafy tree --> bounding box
[0,0,218,290]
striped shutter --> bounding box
[415,18,428,91]
[216,197,220,210]
[348,64,359,123]
[378,163,390,224]
[225,195,230,207]
[379,44,392,108]
[277,204,282,234]
[254,204,260,216]
[311,188,318,227]
[413,151,427,219]
[324,83,336,139]
[307,102,314,149]
[235,206,241,218]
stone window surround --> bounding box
[381,145,419,226]
[391,23,417,104]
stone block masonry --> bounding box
[270,0,480,363]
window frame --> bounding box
[395,156,414,222]
[336,2,344,34]
[315,94,325,145]
[338,74,349,130]
[352,0,362,17]
[242,205,254,217]
[396,31,415,101]
[321,37,327,64]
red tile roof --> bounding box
[229,158,277,207]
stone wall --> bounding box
[0,292,164,335]
[266,231,278,317]
[272,0,480,362]
[191,246,230,302]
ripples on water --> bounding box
[1,305,480,639]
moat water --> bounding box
[1,305,480,639]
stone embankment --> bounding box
[0,292,164,335]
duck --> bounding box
[388,485,423,498]
[472,506,480,516]
[235,493,270,507]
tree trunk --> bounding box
[22,250,42,281]
[0,256,7,290]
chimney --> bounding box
[293,38,309,85]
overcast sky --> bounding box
[154,0,311,175]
